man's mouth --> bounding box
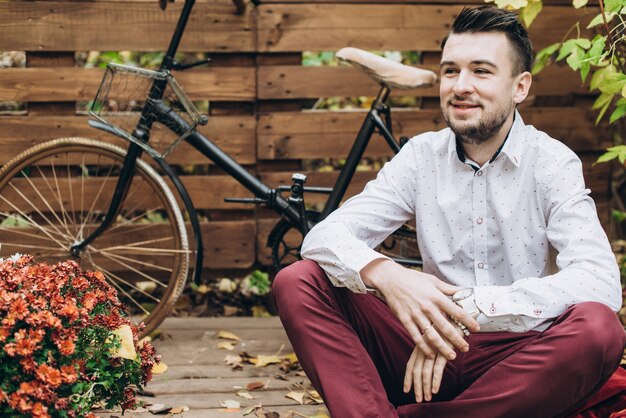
[451,102,479,109]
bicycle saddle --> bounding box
[336,47,437,90]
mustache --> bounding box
[448,95,480,106]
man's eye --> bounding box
[475,68,490,74]
[442,68,457,75]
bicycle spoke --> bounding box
[36,165,73,241]
[90,262,153,316]
[96,248,174,273]
[49,162,77,237]
[89,258,161,303]
[92,236,183,254]
[6,181,73,242]
[98,250,169,288]
[0,201,68,250]
[77,162,116,241]
[24,166,74,241]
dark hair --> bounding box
[441,5,533,74]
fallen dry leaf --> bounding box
[169,405,189,414]
[152,361,168,374]
[308,390,324,404]
[109,325,137,360]
[217,330,241,341]
[236,390,255,400]
[242,404,263,416]
[283,353,298,363]
[252,355,282,367]
[285,391,306,405]
[224,354,243,368]
[218,341,237,351]
[246,381,266,391]
[220,399,241,409]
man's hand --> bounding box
[361,259,479,359]
[403,320,464,402]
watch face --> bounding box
[453,288,473,302]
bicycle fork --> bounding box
[69,140,143,257]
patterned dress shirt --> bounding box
[301,111,622,332]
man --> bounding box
[272,6,625,417]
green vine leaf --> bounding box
[592,92,616,124]
[565,45,586,70]
[610,102,626,123]
[587,12,616,28]
[488,0,529,8]
[532,42,560,74]
[597,72,626,94]
[605,0,626,14]
[573,0,588,8]
[521,0,543,27]
[591,65,617,90]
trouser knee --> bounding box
[564,302,625,369]
[272,259,327,314]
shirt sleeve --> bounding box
[473,151,622,332]
[300,140,420,293]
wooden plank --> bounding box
[0,2,254,52]
[100,406,329,418]
[0,67,255,102]
[257,0,572,4]
[92,316,327,417]
[199,220,256,269]
[257,4,594,52]
[0,220,255,270]
[258,64,587,99]
[258,108,611,160]
[0,115,255,165]
[0,171,256,210]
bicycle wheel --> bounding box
[0,137,189,337]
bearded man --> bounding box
[272,6,626,417]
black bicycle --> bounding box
[0,0,436,336]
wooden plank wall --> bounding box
[0,0,611,274]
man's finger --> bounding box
[403,347,418,393]
[440,297,480,332]
[432,353,448,395]
[429,312,467,356]
[404,315,437,359]
[413,350,426,403]
[422,356,435,402]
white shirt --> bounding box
[301,111,622,332]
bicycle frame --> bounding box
[75,0,406,284]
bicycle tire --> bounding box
[0,137,189,337]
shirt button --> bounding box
[478,262,485,269]
[534,309,541,315]
[477,171,483,177]
[477,217,483,224]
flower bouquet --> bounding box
[0,254,161,418]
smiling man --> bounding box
[272,6,625,417]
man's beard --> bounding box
[442,100,511,145]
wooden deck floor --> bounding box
[95,317,329,418]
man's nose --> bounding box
[452,71,474,96]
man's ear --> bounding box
[513,71,532,104]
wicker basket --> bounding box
[89,63,204,159]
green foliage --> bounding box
[494,0,626,126]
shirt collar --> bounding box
[447,110,524,168]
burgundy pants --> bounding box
[273,260,626,418]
